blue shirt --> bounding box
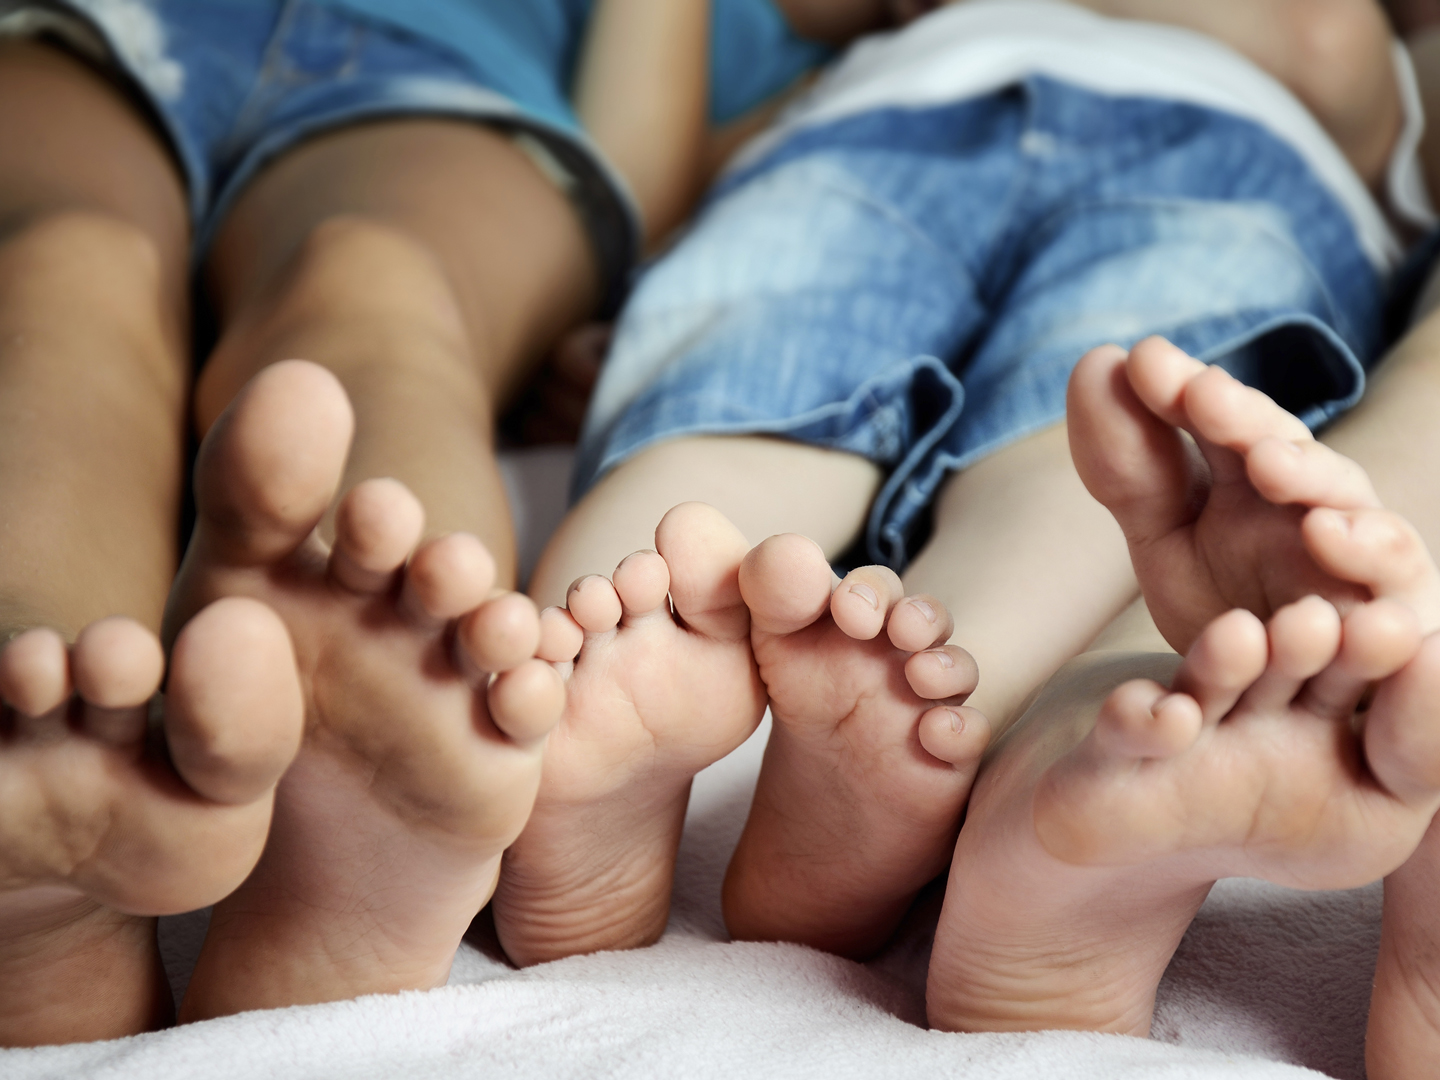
[311,0,829,132]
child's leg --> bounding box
[0,43,300,1044]
[163,120,594,1016]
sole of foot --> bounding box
[164,360,563,1019]
[722,534,985,958]
[927,593,1440,1035]
[492,502,766,967]
[0,599,301,1044]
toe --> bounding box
[71,618,164,746]
[0,627,71,719]
[164,597,304,805]
[1067,341,1201,549]
[1298,598,1422,720]
[613,550,672,623]
[905,645,978,702]
[1124,337,1209,429]
[1170,609,1269,726]
[330,478,426,594]
[1303,507,1440,632]
[192,360,353,567]
[888,594,955,652]
[655,502,751,643]
[830,566,904,641]
[566,575,623,634]
[1363,632,1440,802]
[1181,364,1314,452]
[738,533,834,636]
[918,704,991,770]
[403,533,497,623]
[537,606,584,663]
[488,659,565,744]
[1247,437,1380,512]
[1092,679,1203,760]
[459,592,543,675]
[1238,596,1342,715]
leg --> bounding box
[0,43,301,1045]
[200,118,600,584]
[722,420,1138,956]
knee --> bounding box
[0,209,166,314]
[272,215,469,343]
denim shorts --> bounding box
[0,0,636,307]
[576,77,1385,568]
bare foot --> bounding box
[165,360,563,1018]
[492,502,766,967]
[722,534,985,958]
[1068,336,1415,649]
[0,601,301,1044]
[927,595,1440,1035]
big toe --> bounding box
[1364,632,1440,803]
[192,359,354,567]
[655,502,751,643]
[1067,342,1198,548]
[738,532,835,637]
[164,596,304,805]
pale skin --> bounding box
[922,336,1440,1035]
[0,0,713,1043]
[501,0,1408,969]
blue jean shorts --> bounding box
[576,77,1385,568]
[0,0,637,306]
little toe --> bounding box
[1298,598,1422,720]
[1363,632,1440,802]
[1067,341,1201,549]
[1170,609,1269,725]
[0,627,71,721]
[488,659,565,744]
[330,478,426,594]
[1238,596,1342,715]
[537,606,584,664]
[612,550,672,623]
[403,533,497,623]
[164,597,304,805]
[655,502,751,643]
[1246,437,1380,512]
[906,645,978,702]
[460,592,543,675]
[71,618,165,746]
[192,359,354,567]
[566,575,623,634]
[831,566,904,641]
[1303,507,1440,630]
[1092,679,1203,761]
[739,532,835,636]
[918,704,991,770]
[888,594,955,653]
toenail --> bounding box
[849,582,879,609]
[947,708,964,733]
[928,648,954,668]
[911,599,938,623]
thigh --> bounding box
[202,117,599,409]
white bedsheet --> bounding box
[2,448,1380,1079]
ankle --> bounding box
[0,896,169,1045]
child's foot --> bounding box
[1068,336,1440,648]
[926,594,1440,1035]
[165,360,563,1018]
[722,534,985,958]
[491,502,766,967]
[0,600,301,1044]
